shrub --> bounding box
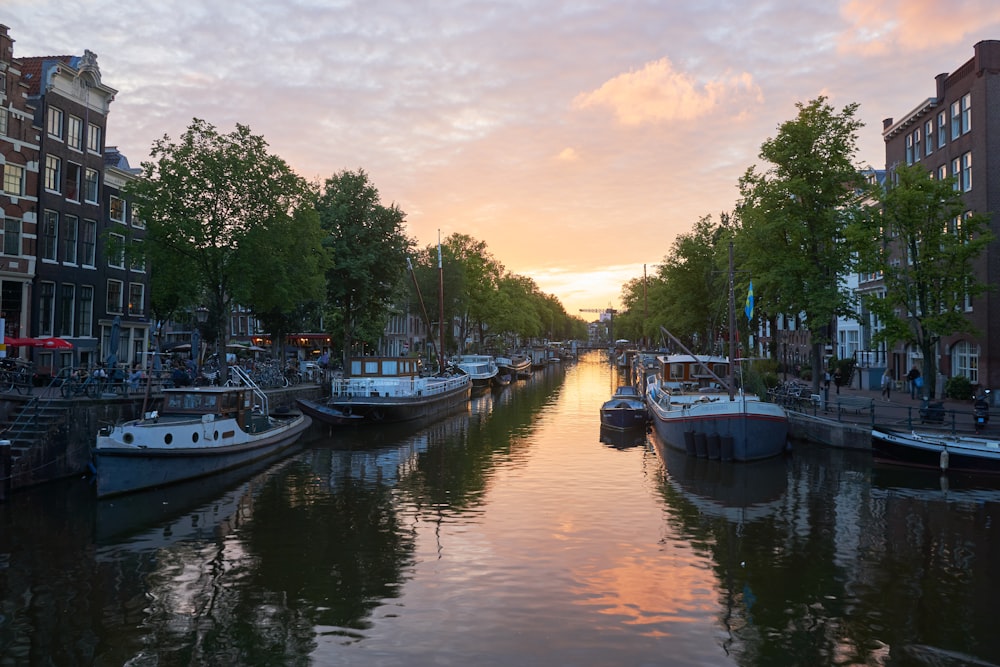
[944,375,974,400]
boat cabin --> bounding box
[657,354,730,392]
[159,386,270,432]
[349,357,421,378]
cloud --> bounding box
[839,0,1000,55]
[571,57,762,126]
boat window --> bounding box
[383,360,398,375]
[166,395,183,410]
[713,363,728,376]
[351,360,363,375]
[364,360,379,375]
[203,395,218,410]
[670,364,685,380]
[184,394,200,410]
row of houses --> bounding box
[1,24,153,378]
[754,40,1000,398]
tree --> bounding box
[129,118,321,378]
[850,162,993,398]
[736,97,869,393]
[316,169,413,373]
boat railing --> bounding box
[331,373,469,399]
[229,365,269,415]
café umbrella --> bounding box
[6,337,75,349]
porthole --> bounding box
[123,433,134,445]
[192,432,199,443]
[164,433,173,445]
[214,430,219,440]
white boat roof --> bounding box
[658,354,729,365]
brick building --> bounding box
[876,39,1000,396]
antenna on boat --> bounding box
[438,231,446,375]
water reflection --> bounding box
[5,357,1000,665]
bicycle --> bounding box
[59,368,100,398]
[0,358,34,395]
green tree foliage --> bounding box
[128,118,322,371]
[849,162,993,397]
[736,97,868,393]
[316,169,413,371]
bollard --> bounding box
[0,439,11,502]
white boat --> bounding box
[94,373,311,498]
[871,425,1000,475]
[316,356,471,424]
[454,354,499,390]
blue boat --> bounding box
[600,385,648,430]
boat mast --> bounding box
[407,257,441,370]
[728,242,736,401]
[438,231,446,375]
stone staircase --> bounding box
[2,394,70,462]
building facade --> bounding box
[879,40,1000,395]
[0,25,39,353]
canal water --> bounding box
[3,350,1000,666]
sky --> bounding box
[6,1,1000,317]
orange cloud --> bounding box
[839,0,1000,55]
[572,57,761,126]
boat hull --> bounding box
[600,403,648,430]
[871,426,1000,474]
[94,414,311,498]
[646,393,788,462]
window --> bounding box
[131,239,146,272]
[937,111,947,147]
[82,219,97,266]
[960,93,971,134]
[3,163,24,196]
[41,210,58,261]
[924,120,933,156]
[912,128,921,161]
[128,282,145,316]
[951,100,961,138]
[905,133,913,165]
[951,157,962,191]
[0,108,7,137]
[39,282,55,336]
[937,164,947,181]
[77,286,94,338]
[67,116,83,150]
[47,106,64,139]
[109,195,125,223]
[962,152,972,192]
[107,279,124,314]
[108,232,125,268]
[58,284,75,337]
[3,218,21,256]
[84,168,99,203]
[44,155,61,192]
[87,123,101,153]
[951,340,979,384]
[61,215,78,264]
[65,162,81,201]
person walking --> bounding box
[906,366,922,399]
[881,368,893,401]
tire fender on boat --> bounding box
[939,449,949,472]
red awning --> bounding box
[1,337,74,349]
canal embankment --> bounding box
[1,382,324,500]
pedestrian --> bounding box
[833,369,842,395]
[881,368,893,401]
[906,366,922,399]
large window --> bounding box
[2,163,24,196]
[952,340,979,384]
[962,152,973,192]
[58,284,75,337]
[924,120,933,157]
[951,157,962,191]
[951,100,961,138]
[87,123,102,153]
[39,282,55,336]
[937,111,947,147]
[44,155,61,192]
[3,218,21,256]
[82,219,97,266]
[960,93,971,135]
[0,108,7,136]
[128,282,145,316]
[107,279,124,314]
[65,162,81,201]
[77,286,94,338]
[84,168,99,203]
[108,232,125,268]
[68,115,83,150]
[109,195,125,223]
[905,133,913,165]
[41,210,59,261]
[47,106,64,139]
[61,215,78,264]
